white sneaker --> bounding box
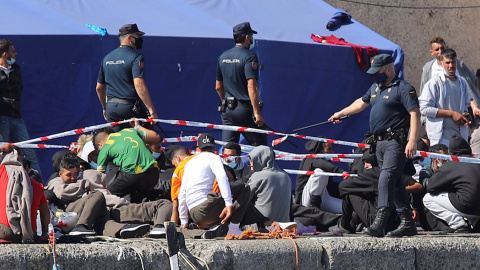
[149,224,166,238]
[227,223,243,236]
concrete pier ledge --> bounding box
[2,233,480,269]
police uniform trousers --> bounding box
[105,99,149,132]
[221,103,267,146]
[376,139,410,212]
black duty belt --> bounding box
[107,98,137,105]
[376,127,408,141]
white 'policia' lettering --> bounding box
[222,59,240,64]
[106,60,126,65]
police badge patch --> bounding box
[252,62,258,70]
[139,61,145,69]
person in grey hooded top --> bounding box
[248,145,291,222]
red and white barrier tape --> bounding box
[276,157,354,163]
[14,120,131,146]
[416,151,480,164]
[162,136,198,143]
[275,153,363,159]
[0,143,69,149]
[139,118,370,149]
[284,169,357,177]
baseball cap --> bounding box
[233,22,257,35]
[118,23,145,36]
[366,54,394,74]
[198,133,216,150]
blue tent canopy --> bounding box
[4,0,404,177]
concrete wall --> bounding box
[323,0,480,91]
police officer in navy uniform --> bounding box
[329,54,420,237]
[215,22,267,146]
[96,23,157,131]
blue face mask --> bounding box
[6,57,15,65]
[89,161,97,169]
[249,37,255,50]
[418,157,432,167]
[437,161,443,168]
[372,72,387,85]
[152,152,162,160]
[443,68,455,78]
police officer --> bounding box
[215,22,267,146]
[328,54,420,237]
[96,23,157,131]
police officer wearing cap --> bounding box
[328,54,420,237]
[215,22,267,146]
[96,23,157,131]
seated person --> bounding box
[247,145,291,222]
[295,140,345,208]
[0,146,49,243]
[222,142,251,180]
[178,134,251,236]
[93,119,162,203]
[45,153,152,238]
[422,134,480,233]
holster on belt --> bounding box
[226,97,238,110]
[364,132,376,154]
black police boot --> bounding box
[386,210,417,237]
[364,207,390,237]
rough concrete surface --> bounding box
[323,0,480,92]
[3,234,480,269]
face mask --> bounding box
[249,37,255,50]
[78,171,83,179]
[89,161,97,169]
[152,151,161,159]
[227,161,237,169]
[443,68,455,78]
[418,157,431,167]
[372,72,387,85]
[131,36,143,50]
[437,162,443,168]
[6,55,15,65]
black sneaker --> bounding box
[69,224,96,236]
[201,224,229,239]
[119,224,150,239]
[149,224,166,238]
[328,224,356,235]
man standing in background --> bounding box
[0,40,41,175]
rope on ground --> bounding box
[288,237,299,270]
[91,242,145,270]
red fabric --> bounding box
[311,34,380,71]
[0,165,47,232]
[30,180,47,232]
[0,165,9,228]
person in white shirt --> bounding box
[419,48,480,146]
[178,133,251,235]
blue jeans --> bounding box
[375,139,409,212]
[0,116,42,175]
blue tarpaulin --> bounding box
[3,0,404,177]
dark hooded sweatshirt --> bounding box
[426,134,480,215]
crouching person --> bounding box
[46,153,152,238]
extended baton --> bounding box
[293,115,350,133]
